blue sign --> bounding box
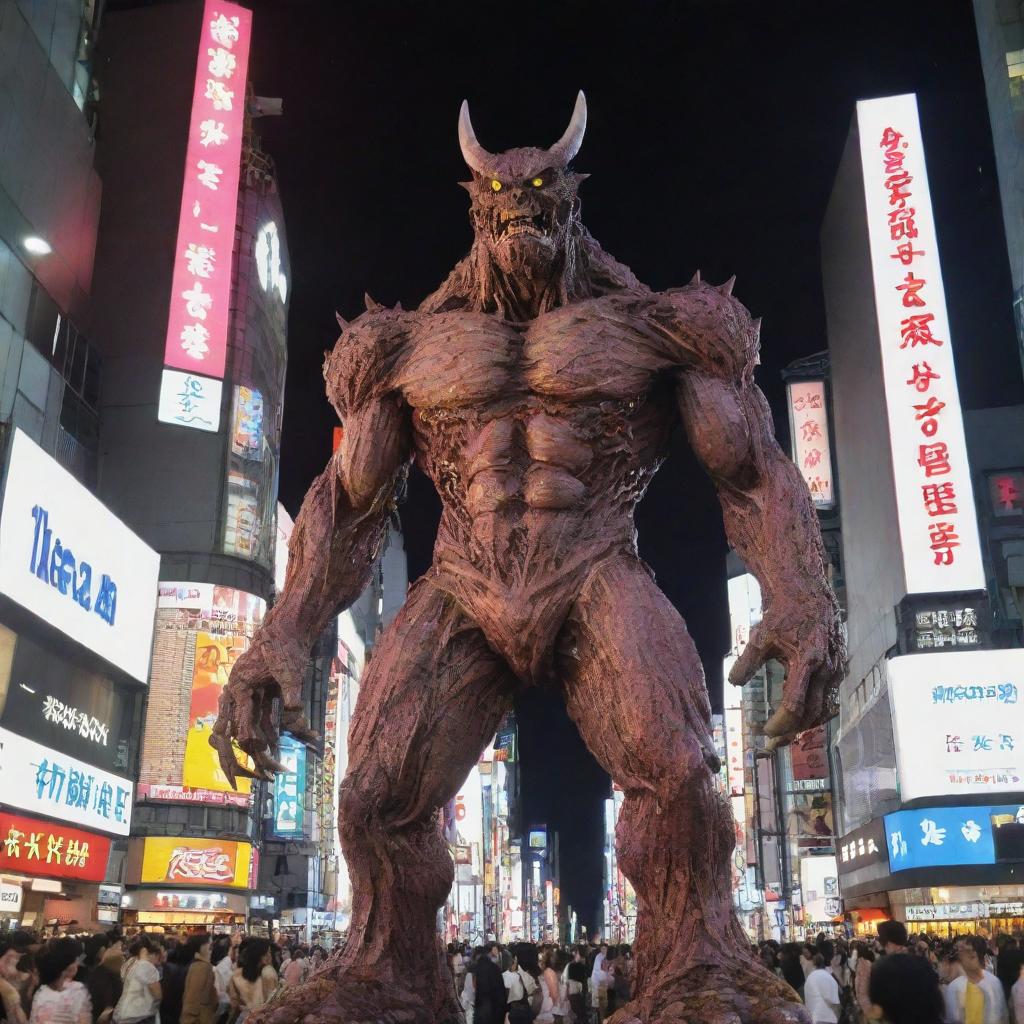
[884,804,1024,871]
[29,506,117,626]
[272,735,306,836]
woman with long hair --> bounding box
[227,941,278,1024]
[29,940,91,1024]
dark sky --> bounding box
[240,0,1023,931]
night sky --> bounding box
[232,0,1023,931]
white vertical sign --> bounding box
[786,381,835,509]
[856,93,984,594]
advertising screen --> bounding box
[0,727,133,835]
[889,650,1024,801]
[856,93,984,594]
[162,0,252,379]
[181,631,253,796]
[786,381,835,509]
[272,735,306,836]
[0,811,111,883]
[885,803,1024,871]
[0,430,160,682]
[140,837,252,889]
[528,829,547,850]
[2,630,133,773]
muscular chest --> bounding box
[394,301,676,411]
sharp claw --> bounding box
[764,705,802,738]
[254,747,288,775]
[282,712,320,746]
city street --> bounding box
[0,3,1021,1024]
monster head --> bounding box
[458,91,588,281]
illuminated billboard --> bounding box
[272,735,306,836]
[856,93,983,594]
[139,584,264,805]
[786,380,834,509]
[182,631,253,796]
[885,804,1024,871]
[0,811,111,884]
[0,430,160,682]
[162,0,252,380]
[889,649,1024,801]
[139,837,252,889]
[0,728,133,836]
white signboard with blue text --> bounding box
[0,430,160,682]
[0,727,133,835]
[888,649,1024,802]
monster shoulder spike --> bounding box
[690,270,701,285]
[364,292,383,313]
[719,275,736,296]
[335,311,348,330]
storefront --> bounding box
[124,836,255,933]
[890,888,1024,937]
[0,810,113,930]
[0,430,160,927]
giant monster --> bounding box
[212,93,845,1024]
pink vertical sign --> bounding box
[163,0,252,379]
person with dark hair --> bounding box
[113,936,161,1024]
[867,949,946,1023]
[209,939,232,1024]
[472,944,506,1024]
[180,935,216,1024]
[945,936,1007,1024]
[779,943,805,996]
[877,921,910,956]
[159,941,192,1024]
[75,940,109,989]
[227,940,277,1024]
[803,953,841,1024]
[281,948,307,989]
[84,943,123,1024]
[29,939,90,1024]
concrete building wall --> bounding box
[821,123,904,715]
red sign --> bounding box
[136,783,251,809]
[163,0,253,378]
[0,811,110,884]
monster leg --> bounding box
[257,579,517,1024]
[558,556,808,1024]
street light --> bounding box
[23,236,52,255]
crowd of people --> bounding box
[6,923,1024,1024]
[0,928,333,1024]
[755,920,1024,1023]
[449,941,633,1024]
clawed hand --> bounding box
[727,588,845,749]
[208,632,318,789]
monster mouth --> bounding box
[493,209,551,241]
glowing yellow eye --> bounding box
[490,180,502,192]
[531,177,544,187]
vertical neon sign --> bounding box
[159,1,252,431]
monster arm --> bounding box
[677,369,844,744]
[211,389,411,784]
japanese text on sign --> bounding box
[856,94,983,594]
[0,811,111,883]
[786,381,834,508]
[0,728,133,836]
[162,1,252,379]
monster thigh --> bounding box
[277,579,517,1024]
[557,555,805,1024]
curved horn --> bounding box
[548,90,587,166]
[458,99,496,175]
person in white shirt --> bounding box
[502,956,538,1024]
[802,956,841,1024]
[944,937,1008,1024]
[590,945,612,1019]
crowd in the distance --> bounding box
[450,941,631,1024]
[755,919,1024,1024]
[0,929,333,1024]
